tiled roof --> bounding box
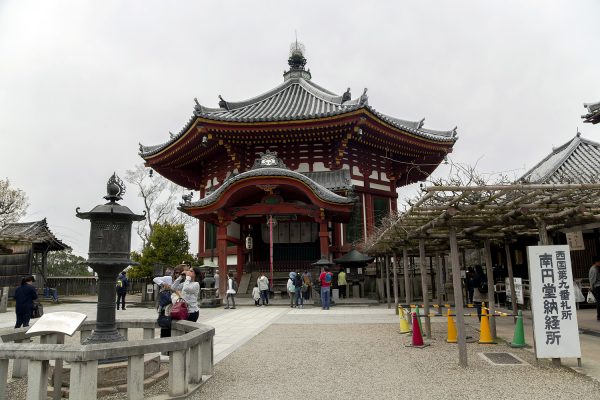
[519,134,600,184]
[301,169,352,192]
[0,219,70,251]
[140,77,457,157]
[582,101,600,124]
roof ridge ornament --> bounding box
[218,95,229,110]
[342,88,351,103]
[251,150,288,170]
[359,88,369,106]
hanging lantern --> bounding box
[245,234,253,250]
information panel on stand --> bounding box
[527,245,581,359]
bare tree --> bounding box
[125,164,195,248]
[0,178,28,227]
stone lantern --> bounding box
[76,173,145,344]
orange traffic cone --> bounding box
[408,312,429,348]
[399,306,411,334]
[478,303,496,344]
[447,308,457,343]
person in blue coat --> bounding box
[116,271,129,310]
[14,276,37,328]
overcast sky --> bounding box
[1,1,599,258]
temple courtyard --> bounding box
[1,299,600,399]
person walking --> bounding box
[302,270,312,301]
[225,272,237,309]
[14,276,37,328]
[287,272,296,308]
[337,268,347,299]
[294,271,304,308]
[116,271,129,310]
[589,256,600,321]
[257,272,269,305]
[472,265,486,321]
[252,284,261,306]
[319,267,333,310]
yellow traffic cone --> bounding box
[447,308,457,343]
[478,302,496,344]
[399,306,411,334]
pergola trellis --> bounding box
[368,183,600,367]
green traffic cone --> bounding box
[510,310,526,348]
[415,306,423,335]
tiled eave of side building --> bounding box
[139,76,457,160]
[519,133,600,184]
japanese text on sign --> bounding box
[527,245,581,359]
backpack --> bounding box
[116,278,123,288]
[287,280,295,293]
[325,273,332,283]
[479,281,488,294]
[231,278,237,291]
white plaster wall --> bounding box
[381,172,389,182]
[227,255,238,266]
[351,179,364,188]
[370,182,391,191]
[352,166,363,177]
[313,162,328,172]
[296,163,310,172]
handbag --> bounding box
[170,298,189,320]
[587,290,596,304]
[157,314,172,328]
[32,302,43,319]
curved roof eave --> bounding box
[180,167,355,210]
[140,78,457,159]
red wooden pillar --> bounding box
[198,220,205,257]
[364,193,374,236]
[333,222,342,258]
[217,224,228,298]
[319,220,329,258]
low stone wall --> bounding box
[0,319,215,399]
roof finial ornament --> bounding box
[342,88,351,103]
[452,126,458,137]
[418,118,425,129]
[218,95,228,110]
[576,127,581,137]
[138,142,143,153]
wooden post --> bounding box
[403,247,411,305]
[449,227,467,367]
[505,240,518,320]
[385,255,391,309]
[419,240,431,337]
[436,252,444,312]
[483,239,496,338]
[392,252,399,311]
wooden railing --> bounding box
[44,277,150,297]
[0,319,215,399]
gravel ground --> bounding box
[6,316,600,399]
[190,323,600,400]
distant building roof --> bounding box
[302,170,352,192]
[0,219,70,251]
[519,133,600,184]
[582,101,600,124]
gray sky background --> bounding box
[1,1,599,258]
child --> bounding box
[252,284,261,306]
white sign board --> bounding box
[505,277,524,305]
[565,231,585,251]
[26,312,87,337]
[527,245,581,359]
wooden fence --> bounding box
[45,277,150,297]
